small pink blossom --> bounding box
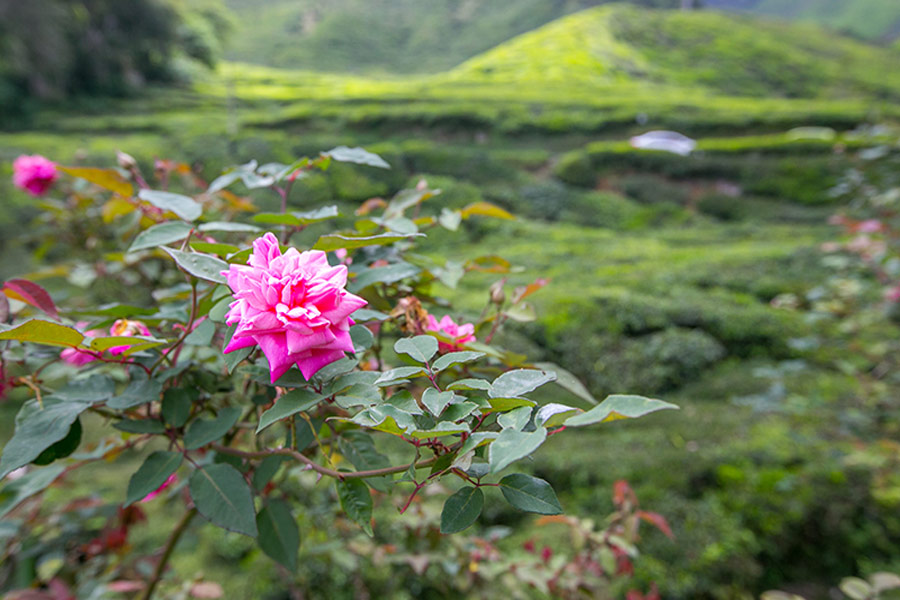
[334,248,352,265]
[425,314,476,353]
[886,285,900,303]
[140,473,176,503]
[222,232,367,382]
[60,322,104,366]
[857,219,883,233]
[108,319,151,356]
[12,154,58,196]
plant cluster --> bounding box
[0,147,675,598]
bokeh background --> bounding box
[2,1,900,598]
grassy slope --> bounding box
[452,4,900,99]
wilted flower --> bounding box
[108,319,151,356]
[140,473,176,503]
[222,232,367,382]
[61,322,104,366]
[12,154,58,196]
[425,314,476,353]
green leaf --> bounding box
[442,401,478,421]
[339,432,391,492]
[257,389,324,433]
[0,464,65,519]
[56,375,115,403]
[0,320,84,348]
[438,208,462,231]
[535,403,581,428]
[488,427,548,474]
[421,389,460,417]
[440,487,483,534]
[329,371,381,395]
[407,421,471,438]
[334,384,382,409]
[138,189,202,221]
[350,308,389,322]
[458,432,498,456]
[534,362,598,406]
[88,335,166,355]
[257,500,299,570]
[382,389,424,415]
[107,379,162,410]
[125,451,182,506]
[498,474,563,515]
[349,324,375,354]
[374,367,425,386]
[184,319,216,346]
[184,406,242,449]
[314,233,425,253]
[348,262,422,292]
[564,395,678,427]
[32,417,82,465]
[432,351,485,372]
[497,406,532,430]
[190,241,240,257]
[253,205,339,226]
[394,335,438,363]
[162,248,228,284]
[190,463,258,536]
[113,418,165,434]
[447,378,492,392]
[161,388,193,428]
[344,405,417,436]
[490,369,557,399]
[197,222,261,233]
[0,398,91,478]
[325,146,390,169]
[252,456,286,491]
[336,478,373,536]
[128,222,193,252]
[486,397,536,413]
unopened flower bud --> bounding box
[116,150,138,171]
[489,279,506,306]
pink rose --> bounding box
[222,232,367,382]
[425,314,476,353]
[108,319,151,356]
[12,154,58,196]
[60,322,104,366]
[140,473,176,503]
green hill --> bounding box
[221,0,679,74]
[450,3,900,99]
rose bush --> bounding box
[0,147,676,598]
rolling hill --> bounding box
[448,3,900,99]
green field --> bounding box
[2,3,899,598]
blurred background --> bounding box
[2,1,900,598]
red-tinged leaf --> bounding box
[638,511,674,539]
[3,279,60,320]
[512,278,550,303]
[355,197,387,216]
[465,255,511,273]
[613,480,634,507]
